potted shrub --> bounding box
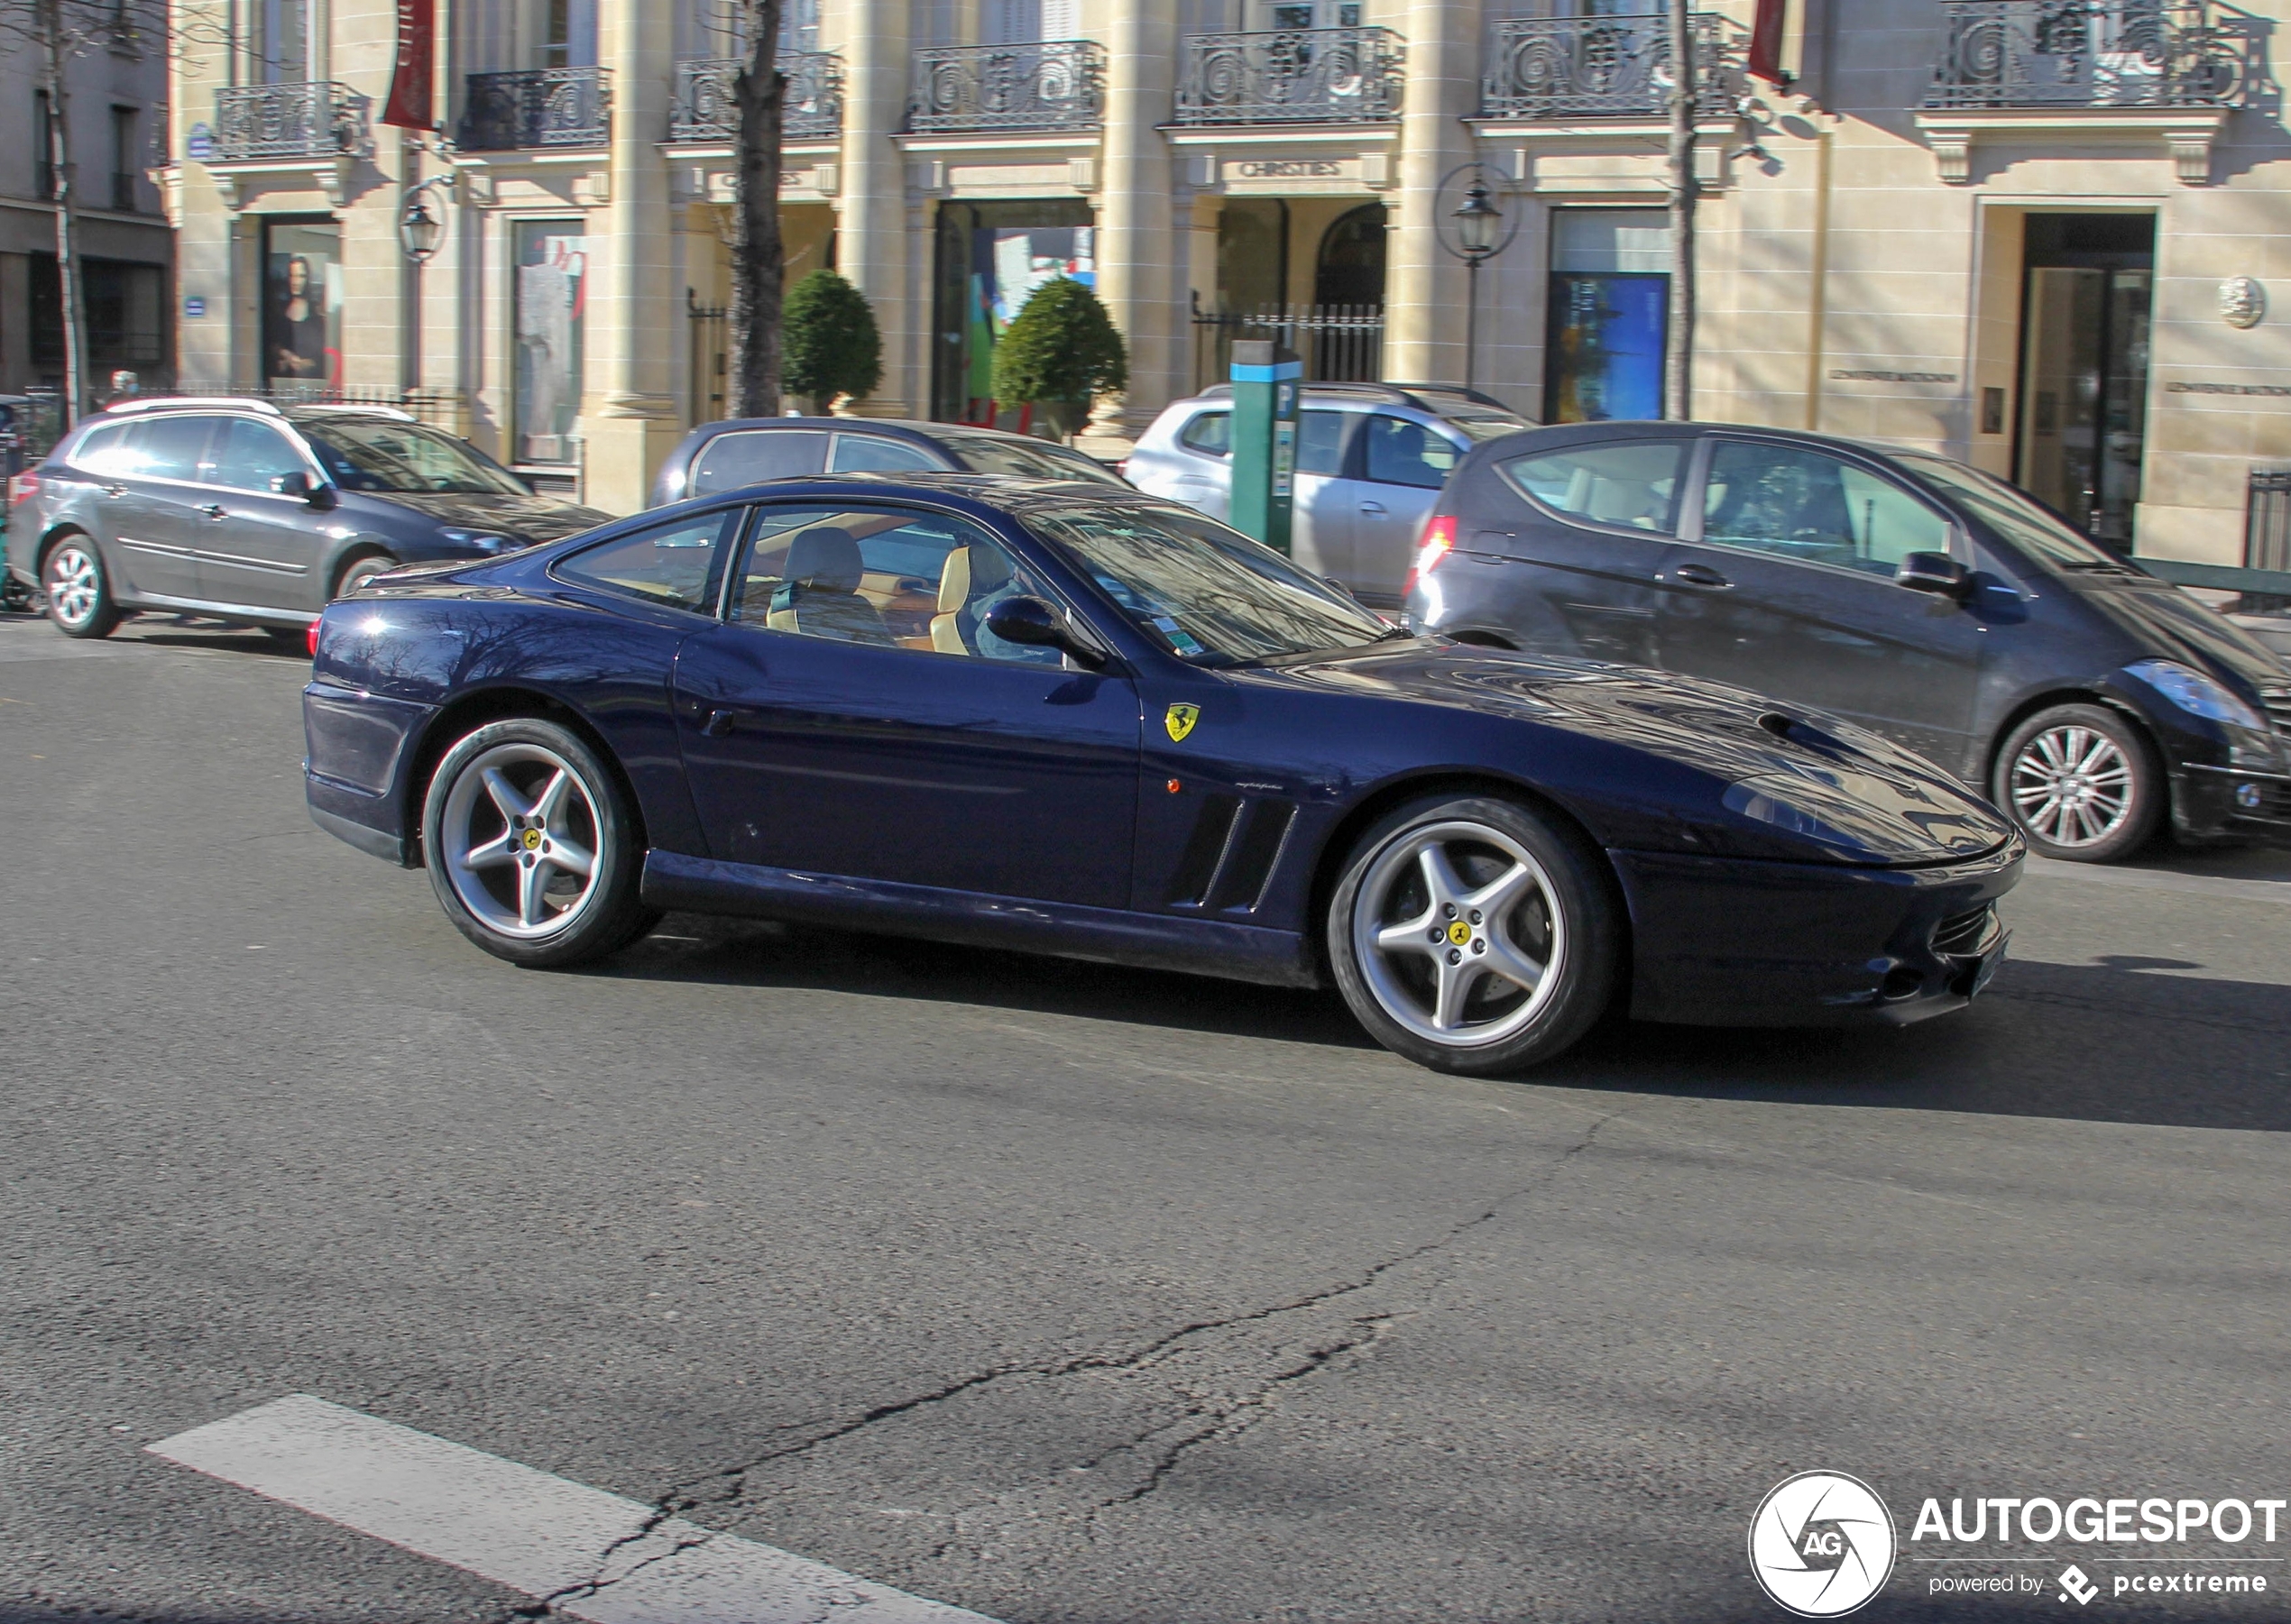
[781,269,883,416]
[991,277,1128,441]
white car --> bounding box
[1125,382,1530,605]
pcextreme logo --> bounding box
[1749,1472,1899,1618]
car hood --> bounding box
[1250,642,2017,866]
[361,489,615,545]
[2067,572,2288,693]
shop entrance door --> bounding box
[2015,214,2154,555]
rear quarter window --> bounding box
[1500,441,1684,532]
[691,429,828,496]
[1178,411,1232,456]
[555,509,741,611]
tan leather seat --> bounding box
[929,546,971,656]
[764,527,894,646]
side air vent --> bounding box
[1164,794,1241,908]
[1205,801,1299,914]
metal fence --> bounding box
[1481,12,1735,119]
[165,386,466,429]
[671,52,845,142]
[688,295,730,426]
[907,41,1106,133]
[1192,305,1385,392]
[456,67,612,151]
[1923,0,2259,108]
[1175,27,1407,124]
[211,81,374,161]
[2250,469,2291,573]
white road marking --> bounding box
[2023,855,2291,905]
[149,1394,997,1624]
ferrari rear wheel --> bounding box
[1328,794,1619,1076]
[422,717,658,968]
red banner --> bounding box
[381,0,436,130]
[1748,0,1790,84]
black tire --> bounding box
[332,553,398,601]
[41,534,120,639]
[1326,793,1621,1076]
[421,717,658,968]
[1991,702,2163,864]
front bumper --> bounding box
[2173,762,2291,846]
[1612,840,2022,1028]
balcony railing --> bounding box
[1174,27,1406,124]
[210,81,373,161]
[456,66,611,151]
[1479,13,1734,120]
[1924,0,2257,108]
[670,51,845,142]
[907,41,1106,133]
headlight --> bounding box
[1723,777,1866,853]
[440,528,518,553]
[2124,659,2264,730]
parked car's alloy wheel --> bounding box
[1992,702,2161,864]
[42,537,119,639]
[422,718,658,968]
[1328,794,1618,1075]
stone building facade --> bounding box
[162,0,2289,559]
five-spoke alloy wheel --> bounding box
[422,718,657,967]
[42,537,119,639]
[1329,794,1618,1074]
[1992,702,2160,864]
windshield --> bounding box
[1023,501,1392,665]
[1894,453,2130,571]
[301,418,530,496]
[940,433,1126,486]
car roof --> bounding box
[1188,381,1523,418]
[681,417,1081,448]
[1471,418,1940,471]
[679,469,1172,513]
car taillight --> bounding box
[7,471,38,508]
[307,617,323,658]
[1403,514,1457,597]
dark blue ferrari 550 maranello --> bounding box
[302,473,2021,1075]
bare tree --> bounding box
[1664,0,1697,421]
[728,0,787,417]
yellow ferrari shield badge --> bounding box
[1447,920,1472,947]
[1164,703,1201,743]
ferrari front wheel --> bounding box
[1328,794,1620,1076]
[421,717,658,968]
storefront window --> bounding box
[262,218,342,393]
[1545,208,1668,425]
[513,221,587,466]
[932,201,1095,426]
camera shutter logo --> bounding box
[1748,1472,1897,1617]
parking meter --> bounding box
[1228,340,1301,557]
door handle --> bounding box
[700,708,735,737]
[1359,500,1387,515]
[198,504,228,520]
[1672,562,1732,589]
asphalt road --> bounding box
[5,611,2290,1624]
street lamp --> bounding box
[397,176,452,263]
[1435,165,1522,391]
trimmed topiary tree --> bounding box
[991,277,1128,440]
[781,269,883,415]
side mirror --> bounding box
[275,471,336,510]
[984,594,1107,669]
[1895,551,1970,600]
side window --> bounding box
[1500,441,1684,533]
[121,414,221,482]
[1178,411,1232,457]
[67,421,133,475]
[690,429,828,496]
[555,509,739,612]
[1702,441,1953,576]
[828,434,942,473]
[731,506,1064,665]
[205,418,309,492]
[1297,409,1353,476]
[1362,415,1459,490]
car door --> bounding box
[1349,414,1465,601]
[1288,408,1361,590]
[104,413,222,601]
[1655,436,1985,768]
[671,500,1141,908]
[193,415,327,611]
[1443,436,1690,665]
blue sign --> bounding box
[183,296,207,318]
[187,123,215,161]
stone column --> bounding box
[840,0,915,416]
[1086,0,1181,446]
[582,0,680,513]
[1385,0,1477,383]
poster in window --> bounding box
[263,220,342,391]
[1547,274,1667,423]
[514,222,587,465]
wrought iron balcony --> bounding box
[456,66,611,151]
[907,41,1105,133]
[1175,27,1406,124]
[1924,0,2257,108]
[1480,13,1734,120]
[670,51,845,142]
[210,81,373,161]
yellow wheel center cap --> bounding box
[1447,920,1472,947]
[523,829,543,850]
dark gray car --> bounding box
[5,399,612,642]
[1406,420,2291,864]
[649,417,1125,508]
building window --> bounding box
[930,199,1095,425]
[543,0,597,68]
[111,106,138,212]
[514,221,588,464]
[31,256,166,372]
[1545,208,1669,424]
[262,217,343,390]
[260,0,309,82]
